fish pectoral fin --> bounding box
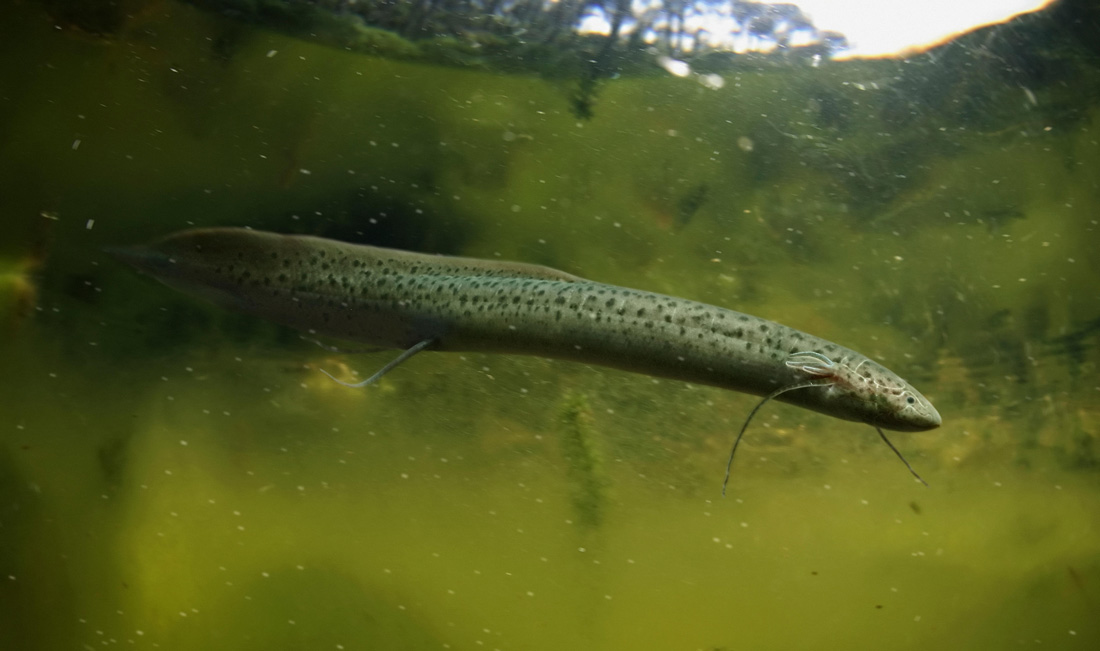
[722,378,833,496]
[319,338,436,388]
[874,427,929,486]
[784,351,836,377]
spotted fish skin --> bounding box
[112,228,941,433]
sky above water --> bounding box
[580,0,1055,59]
[798,0,1055,57]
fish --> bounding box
[111,228,941,490]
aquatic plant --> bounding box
[556,392,610,529]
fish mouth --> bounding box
[926,404,943,428]
[913,393,943,430]
[894,400,942,432]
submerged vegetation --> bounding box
[556,392,609,528]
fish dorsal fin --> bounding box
[297,234,586,284]
[422,257,585,283]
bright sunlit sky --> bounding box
[579,0,1056,59]
[796,0,1054,58]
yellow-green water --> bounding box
[2,1,1098,649]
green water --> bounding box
[2,1,1098,649]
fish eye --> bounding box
[906,396,915,404]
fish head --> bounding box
[784,350,940,432]
[839,358,942,432]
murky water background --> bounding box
[2,2,1098,649]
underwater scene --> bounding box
[1,1,1098,649]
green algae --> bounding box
[555,392,609,529]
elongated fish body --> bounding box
[112,228,941,433]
